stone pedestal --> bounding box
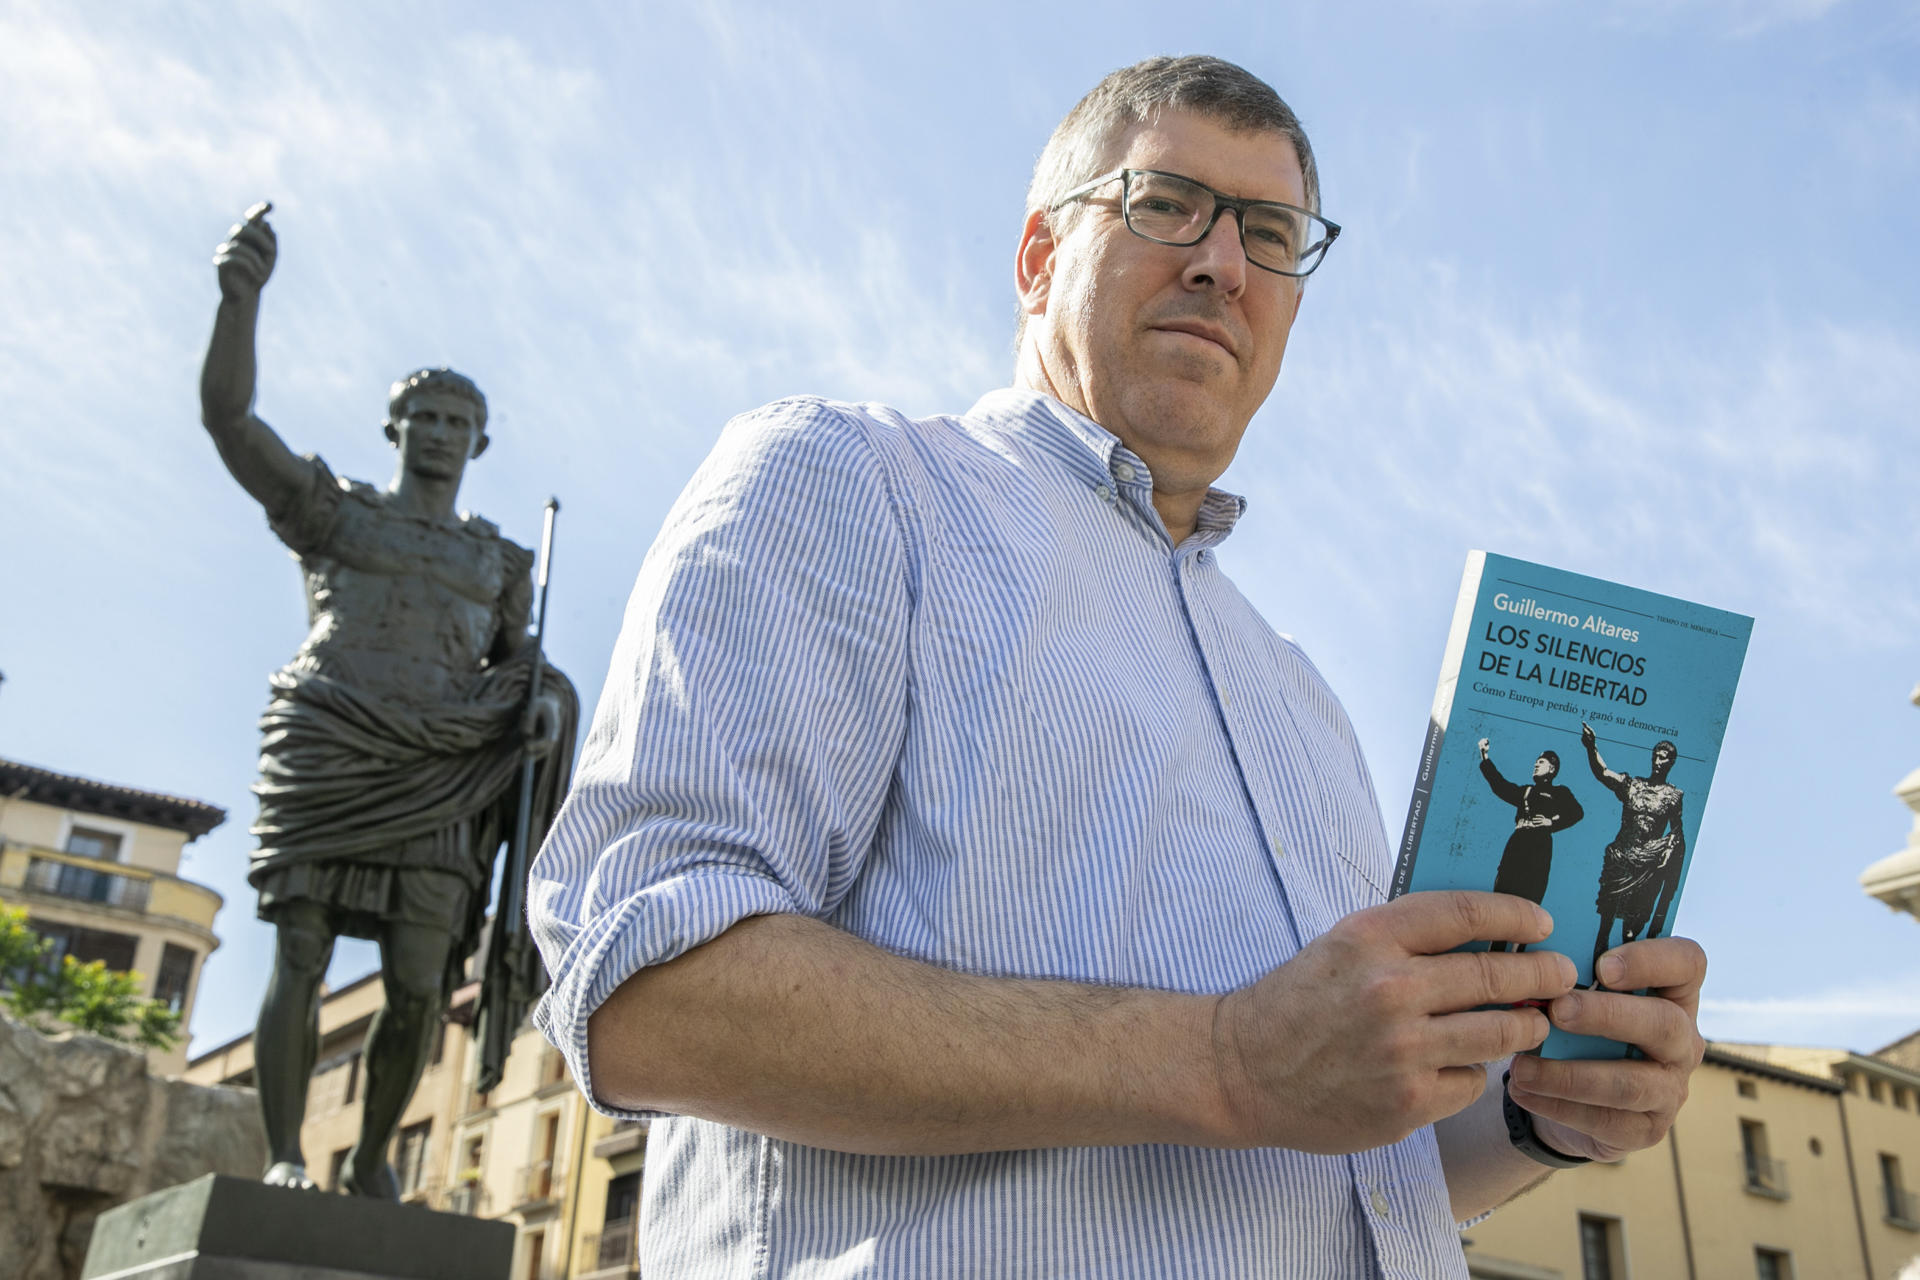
[80,1174,514,1280]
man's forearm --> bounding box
[585,912,1236,1155]
[1433,1062,1553,1221]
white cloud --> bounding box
[1701,972,1920,1048]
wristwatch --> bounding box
[1502,1069,1591,1169]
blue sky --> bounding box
[4,0,1918,1060]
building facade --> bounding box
[186,969,647,1280]
[0,755,225,1074]
[1465,1043,1920,1279]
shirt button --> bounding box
[1113,461,1136,482]
[1271,837,1286,859]
[1094,484,1115,504]
[1370,1188,1390,1217]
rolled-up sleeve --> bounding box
[528,398,913,1116]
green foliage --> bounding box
[0,903,183,1050]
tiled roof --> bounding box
[0,757,226,839]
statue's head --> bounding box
[383,368,489,475]
[1650,740,1678,781]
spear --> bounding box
[476,496,559,1093]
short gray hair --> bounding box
[386,367,488,433]
[1017,56,1321,345]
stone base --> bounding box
[81,1174,514,1280]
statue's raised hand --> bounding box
[215,202,277,302]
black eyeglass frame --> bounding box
[1049,168,1342,278]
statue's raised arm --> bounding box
[199,203,310,518]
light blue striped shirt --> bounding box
[530,389,1467,1278]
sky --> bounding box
[3,0,1918,1063]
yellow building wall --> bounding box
[1674,1056,1865,1277]
[0,797,190,874]
[1840,1088,1920,1278]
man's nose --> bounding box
[1182,210,1247,296]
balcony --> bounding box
[513,1160,557,1212]
[0,841,220,931]
[1886,1184,1920,1230]
[578,1217,639,1280]
[22,854,150,911]
[444,1181,489,1217]
[1742,1153,1789,1200]
[593,1120,648,1161]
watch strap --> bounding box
[1502,1069,1592,1169]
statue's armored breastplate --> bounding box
[287,486,514,705]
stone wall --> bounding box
[0,1012,265,1280]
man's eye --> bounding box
[1135,195,1194,217]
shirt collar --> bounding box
[966,388,1249,543]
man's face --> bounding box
[1533,756,1556,782]
[1019,111,1308,491]
[1651,745,1676,777]
[392,391,484,482]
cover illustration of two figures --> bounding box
[1394,552,1753,1059]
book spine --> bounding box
[1391,551,1487,897]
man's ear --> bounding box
[1014,207,1055,318]
[382,420,399,446]
[470,431,490,460]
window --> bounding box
[328,1147,352,1191]
[1738,1079,1758,1099]
[1871,1078,1887,1103]
[64,826,124,860]
[152,943,195,1014]
[1579,1214,1622,1280]
[31,919,138,973]
[522,1229,546,1280]
[1883,1153,1917,1225]
[1755,1246,1792,1280]
[394,1120,431,1197]
[1742,1119,1786,1197]
[605,1170,641,1225]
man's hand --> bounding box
[1477,737,1491,761]
[1507,936,1707,1162]
[215,202,277,303]
[1212,891,1576,1154]
[1580,722,1597,750]
[1519,815,1553,829]
[522,691,563,759]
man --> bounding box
[1476,739,1584,953]
[1580,723,1687,972]
[201,205,577,1196]
[531,57,1706,1275]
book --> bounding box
[1391,551,1752,1059]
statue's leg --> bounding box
[1591,914,1615,982]
[256,901,336,1189]
[343,920,456,1199]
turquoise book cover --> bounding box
[1392,551,1752,1060]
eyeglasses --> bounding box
[1050,168,1341,278]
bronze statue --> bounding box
[200,204,578,1197]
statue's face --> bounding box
[392,390,484,481]
[1651,744,1676,779]
[1533,755,1556,782]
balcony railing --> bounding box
[1885,1183,1920,1228]
[578,1217,640,1280]
[22,855,151,911]
[514,1159,556,1209]
[444,1181,489,1217]
[1743,1153,1789,1199]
